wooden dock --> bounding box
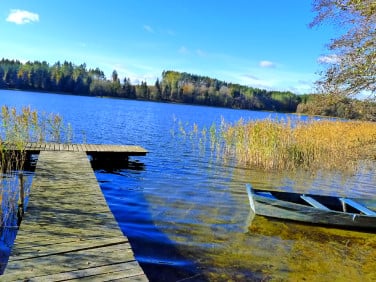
[2,150,148,281]
[6,142,147,159]
[20,142,148,154]
[5,142,148,166]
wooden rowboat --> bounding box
[246,184,376,231]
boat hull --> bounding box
[249,190,376,232]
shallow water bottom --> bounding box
[97,162,376,282]
[197,216,376,281]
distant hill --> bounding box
[157,71,303,112]
[0,58,303,113]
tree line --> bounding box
[297,94,376,121]
[0,58,301,112]
[1,58,375,120]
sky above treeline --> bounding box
[1,0,338,94]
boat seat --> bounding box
[301,195,330,211]
[339,198,376,216]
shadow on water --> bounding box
[90,157,146,171]
[0,169,34,274]
[94,160,208,282]
[0,154,37,274]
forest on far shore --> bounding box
[1,58,375,120]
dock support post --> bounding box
[17,173,24,226]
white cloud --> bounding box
[143,25,175,36]
[244,74,260,81]
[177,47,208,57]
[99,60,160,85]
[240,74,276,89]
[225,66,317,94]
[178,46,189,55]
[317,54,340,64]
[259,60,276,68]
[78,42,87,48]
[196,49,207,57]
[143,25,154,33]
[165,29,175,36]
[6,9,39,24]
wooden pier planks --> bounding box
[7,142,148,156]
[2,151,148,281]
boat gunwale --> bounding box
[253,189,376,217]
[248,187,376,232]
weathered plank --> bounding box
[4,142,148,156]
[19,261,146,282]
[2,151,148,281]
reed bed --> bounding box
[0,106,71,227]
[175,117,376,173]
[221,118,376,172]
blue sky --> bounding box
[1,1,337,94]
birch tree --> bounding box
[311,0,376,98]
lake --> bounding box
[1,90,375,281]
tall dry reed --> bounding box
[175,117,376,173]
[224,118,376,172]
[0,106,71,227]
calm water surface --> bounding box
[1,90,375,281]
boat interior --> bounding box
[254,190,376,216]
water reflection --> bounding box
[232,161,376,199]
[93,153,376,281]
[95,161,208,281]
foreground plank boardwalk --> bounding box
[3,145,148,281]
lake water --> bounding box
[1,90,375,281]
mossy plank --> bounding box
[3,151,147,280]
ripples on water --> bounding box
[1,90,375,281]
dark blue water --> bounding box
[0,170,34,274]
[1,90,375,281]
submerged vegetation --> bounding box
[176,117,376,174]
